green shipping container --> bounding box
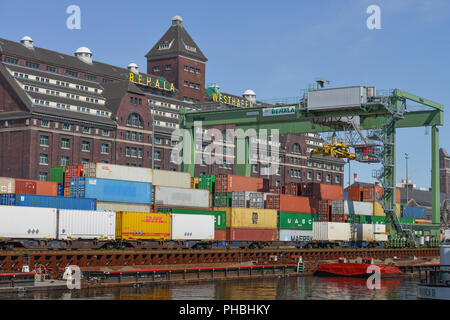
[214,193,232,207]
[198,175,215,192]
[157,207,226,230]
[368,216,386,224]
[50,166,66,184]
[399,217,415,224]
[278,212,317,230]
[347,215,367,224]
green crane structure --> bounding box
[178,86,444,247]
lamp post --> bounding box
[405,153,409,204]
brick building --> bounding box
[440,148,450,194]
[0,16,344,186]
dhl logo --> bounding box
[142,216,168,223]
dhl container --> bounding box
[278,212,317,230]
[115,212,171,241]
[215,174,268,193]
[373,202,401,217]
[83,163,152,183]
[97,202,151,213]
[300,182,343,200]
[0,177,15,194]
[214,207,277,229]
[152,170,191,189]
[14,179,36,195]
[226,228,277,241]
[50,166,66,185]
[157,207,226,230]
[266,195,312,213]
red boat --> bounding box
[315,257,403,278]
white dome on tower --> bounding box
[243,89,256,96]
[243,89,257,104]
[75,47,93,64]
[172,15,183,26]
[127,62,139,74]
[75,47,92,55]
[20,36,34,49]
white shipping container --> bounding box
[58,210,116,240]
[374,224,386,233]
[355,224,375,242]
[313,222,351,241]
[83,163,152,183]
[171,213,214,240]
[308,86,367,111]
[154,186,210,208]
[96,202,151,213]
[279,229,313,242]
[152,169,191,189]
[0,177,15,194]
[374,234,388,242]
[344,201,373,216]
[0,206,57,239]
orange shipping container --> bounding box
[215,174,268,193]
[301,182,343,200]
[266,195,312,213]
[36,181,58,196]
[348,184,400,203]
[15,179,36,195]
[214,229,227,241]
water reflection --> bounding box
[0,276,418,300]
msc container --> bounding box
[154,186,210,208]
[96,202,151,213]
[0,194,16,206]
[231,191,246,208]
[171,213,214,240]
[215,207,278,229]
[279,229,313,242]
[16,194,97,210]
[246,192,264,209]
[214,193,232,207]
[278,212,317,230]
[0,206,57,239]
[402,206,426,219]
[83,163,152,183]
[0,177,15,194]
[157,207,226,230]
[300,182,343,200]
[70,178,152,204]
[215,174,268,193]
[266,195,312,213]
[115,212,171,241]
[312,222,351,242]
[152,170,191,189]
[226,228,277,241]
[57,210,115,240]
[344,201,373,216]
[373,202,401,217]
[50,166,66,185]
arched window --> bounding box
[127,113,143,128]
[291,143,302,154]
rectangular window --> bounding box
[307,171,312,180]
[132,132,137,141]
[60,156,69,166]
[252,164,258,173]
[39,154,48,165]
[125,147,130,157]
[195,68,200,74]
[41,120,50,127]
[335,175,340,184]
[81,158,89,164]
[66,70,78,78]
[184,65,189,71]
[81,141,90,152]
[316,172,322,181]
[62,123,70,131]
[39,172,48,181]
[138,148,142,158]
[85,74,97,81]
[190,67,195,73]
[4,57,18,64]
[101,143,109,154]
[40,135,49,147]
[46,66,58,73]
[326,173,331,182]
[61,138,70,149]
[153,66,160,72]
[83,126,90,134]
[154,150,161,160]
[102,129,109,136]
[155,137,161,144]
[131,148,137,157]
[103,78,113,83]
[138,133,143,142]
[165,65,172,70]
[26,61,40,69]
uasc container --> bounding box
[83,163,152,183]
[115,212,171,241]
[0,206,57,239]
[171,213,214,240]
[58,210,115,240]
[152,170,191,189]
[154,186,210,208]
[278,212,317,230]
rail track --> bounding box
[0,247,439,278]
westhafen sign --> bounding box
[262,106,296,117]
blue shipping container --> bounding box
[16,194,97,210]
[343,191,348,201]
[70,177,152,204]
[0,194,16,206]
[402,206,426,219]
[57,184,64,196]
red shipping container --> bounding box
[300,182,343,200]
[331,214,346,222]
[35,181,58,196]
[15,179,37,195]
[215,174,267,193]
[214,229,227,241]
[348,184,400,203]
[284,182,300,196]
[64,165,83,187]
[226,228,277,241]
[266,195,312,213]
[268,186,282,194]
[64,187,71,197]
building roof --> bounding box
[101,80,146,117]
[145,18,207,62]
[440,148,449,158]
[399,187,450,207]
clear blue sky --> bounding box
[1,0,449,188]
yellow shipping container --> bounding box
[191,177,199,189]
[372,202,401,217]
[116,212,171,240]
[215,207,277,229]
